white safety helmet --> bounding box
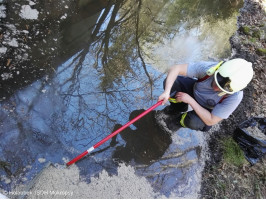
[214,58,253,94]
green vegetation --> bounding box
[239,25,262,40]
[252,29,261,39]
[256,48,266,55]
[249,37,257,43]
[222,137,246,166]
[240,25,251,35]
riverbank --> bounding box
[200,0,266,198]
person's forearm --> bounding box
[164,64,188,95]
[188,98,216,126]
[176,92,222,126]
[159,64,188,104]
[164,71,178,95]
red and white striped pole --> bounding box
[66,100,163,166]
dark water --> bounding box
[0,0,243,198]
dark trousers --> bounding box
[163,76,212,132]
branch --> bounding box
[135,0,154,100]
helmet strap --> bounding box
[218,91,227,96]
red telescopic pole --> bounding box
[66,100,163,166]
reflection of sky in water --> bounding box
[0,50,206,197]
[52,53,164,149]
[143,13,239,72]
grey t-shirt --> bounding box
[187,61,243,119]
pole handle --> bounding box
[66,150,88,166]
[66,100,163,166]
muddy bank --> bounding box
[201,0,266,198]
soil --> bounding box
[200,0,266,198]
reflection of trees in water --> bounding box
[1,0,243,147]
[54,0,167,138]
[64,0,159,99]
[164,0,243,33]
[1,0,242,159]
[53,0,243,148]
[63,0,243,98]
[1,0,243,100]
[0,1,216,190]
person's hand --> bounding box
[175,92,192,104]
[158,91,170,105]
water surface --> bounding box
[0,0,243,198]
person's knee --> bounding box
[181,112,209,131]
